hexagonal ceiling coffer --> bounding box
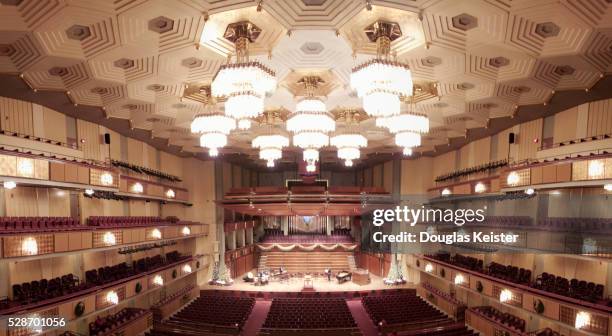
[123,104,138,110]
[489,56,509,68]
[147,84,165,92]
[535,22,560,38]
[0,0,23,5]
[452,13,478,31]
[0,44,16,56]
[458,82,475,90]
[181,57,202,68]
[421,56,442,67]
[433,102,448,108]
[513,86,531,93]
[91,87,108,94]
[148,16,174,33]
[483,103,498,108]
[301,0,326,5]
[66,25,91,41]
[300,42,324,55]
[554,65,575,76]
[48,67,68,76]
[114,58,134,69]
[224,21,261,43]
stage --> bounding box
[202,272,414,292]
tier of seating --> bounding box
[87,216,167,227]
[471,306,525,332]
[111,159,181,182]
[89,308,148,336]
[0,216,83,233]
[427,253,608,305]
[84,190,129,201]
[392,324,478,336]
[533,272,605,303]
[362,292,451,330]
[537,217,612,233]
[11,273,84,305]
[262,297,357,330]
[150,295,254,335]
[0,146,107,168]
[435,159,508,183]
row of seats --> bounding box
[262,297,357,330]
[89,308,148,336]
[111,159,181,182]
[362,292,448,328]
[87,216,167,227]
[435,159,508,182]
[0,216,83,233]
[537,217,612,233]
[487,262,532,285]
[392,324,477,336]
[534,272,605,303]
[472,306,525,332]
[11,273,84,306]
[168,295,254,329]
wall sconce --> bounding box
[181,226,191,236]
[103,232,116,246]
[525,188,535,195]
[575,311,591,329]
[106,290,119,305]
[499,288,512,303]
[182,264,192,274]
[131,182,144,193]
[100,172,113,186]
[604,184,612,192]
[454,274,464,285]
[22,237,38,255]
[588,160,604,179]
[151,228,162,239]
[166,189,176,198]
[425,263,433,273]
[152,274,164,286]
[474,182,486,193]
[85,189,95,196]
[17,159,34,177]
[3,181,17,189]
[441,188,451,196]
[506,171,520,186]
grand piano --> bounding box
[336,270,352,283]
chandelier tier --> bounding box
[189,89,236,157]
[252,134,289,167]
[286,76,336,169]
[376,113,429,134]
[350,20,413,118]
[331,110,368,167]
[211,21,276,125]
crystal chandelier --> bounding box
[252,112,289,167]
[211,21,276,127]
[350,20,412,117]
[331,110,367,167]
[286,76,335,169]
[190,86,236,157]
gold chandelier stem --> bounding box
[376,36,391,60]
[235,36,249,63]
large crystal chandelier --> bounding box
[331,110,367,167]
[350,20,412,118]
[252,112,289,168]
[286,76,335,172]
[190,89,236,157]
[211,21,276,128]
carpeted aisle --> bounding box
[242,300,272,336]
[347,299,379,336]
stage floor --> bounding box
[202,272,414,292]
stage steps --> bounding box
[347,255,356,270]
[260,251,352,274]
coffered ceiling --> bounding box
[0,0,611,168]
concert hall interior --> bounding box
[0,1,611,336]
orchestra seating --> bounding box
[0,216,83,233]
[362,291,452,331]
[393,324,478,336]
[147,295,255,335]
[261,251,352,274]
[89,308,148,336]
[533,272,605,303]
[87,216,167,227]
[471,306,525,332]
[261,297,358,334]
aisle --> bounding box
[347,299,379,336]
[242,300,272,336]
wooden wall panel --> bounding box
[372,164,383,187]
[587,98,612,136]
[517,118,543,161]
[0,96,34,135]
[473,137,491,166]
[42,106,67,143]
[77,119,101,161]
[433,151,456,178]
[401,157,433,194]
[383,161,393,193]
[553,106,578,143]
[127,138,144,166]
